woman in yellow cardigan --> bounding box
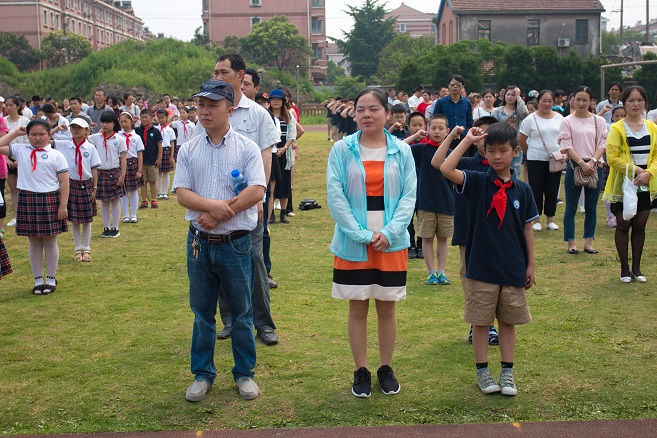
[603,86,657,283]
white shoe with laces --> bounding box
[546,222,559,231]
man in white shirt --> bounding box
[407,86,425,113]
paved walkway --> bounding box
[11,418,657,438]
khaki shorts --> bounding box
[417,210,454,238]
[326,117,332,128]
[331,125,338,136]
[464,278,532,326]
[142,165,158,183]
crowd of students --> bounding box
[326,78,656,399]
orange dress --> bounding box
[332,146,408,301]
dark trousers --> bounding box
[527,160,561,217]
[263,191,272,273]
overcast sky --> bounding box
[132,0,655,41]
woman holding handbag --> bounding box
[603,86,657,283]
[519,90,564,231]
[557,86,607,254]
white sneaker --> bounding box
[274,200,281,210]
[579,206,585,213]
[546,222,559,231]
[6,218,16,227]
[532,222,542,231]
[186,379,211,402]
[236,377,259,400]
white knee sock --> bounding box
[82,223,92,250]
[43,236,59,280]
[129,191,139,218]
[71,223,82,250]
[101,200,111,228]
[111,198,121,229]
[121,194,130,219]
[156,174,162,195]
[28,237,44,283]
[162,172,170,194]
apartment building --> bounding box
[202,0,327,83]
[0,0,147,51]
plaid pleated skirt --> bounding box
[124,157,144,192]
[97,168,126,201]
[68,178,97,224]
[159,147,174,173]
[0,238,12,279]
[16,190,68,237]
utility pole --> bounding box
[647,0,651,43]
[620,0,624,47]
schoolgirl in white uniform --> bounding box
[155,108,176,200]
[118,112,145,223]
[54,118,101,262]
[87,111,126,238]
[171,106,195,162]
[0,120,69,295]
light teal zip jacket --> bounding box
[327,130,417,262]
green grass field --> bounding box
[1,130,656,435]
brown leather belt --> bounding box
[189,224,249,243]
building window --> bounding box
[43,10,47,26]
[250,0,261,6]
[478,20,490,41]
[575,19,588,43]
[50,12,54,28]
[399,23,406,33]
[441,23,446,44]
[250,17,261,30]
[202,0,208,10]
[449,20,453,44]
[311,0,324,6]
[527,19,539,46]
[312,17,323,34]
[312,44,323,60]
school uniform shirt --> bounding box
[118,130,145,159]
[452,151,489,246]
[87,132,127,170]
[457,168,539,287]
[172,127,266,234]
[157,124,176,148]
[388,127,410,140]
[6,116,30,144]
[596,99,623,125]
[192,94,280,152]
[9,143,68,192]
[134,125,164,166]
[409,139,454,215]
[171,120,195,146]
[53,139,102,181]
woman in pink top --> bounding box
[0,115,7,235]
[558,86,608,254]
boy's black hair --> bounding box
[141,108,153,117]
[484,122,518,148]
[449,74,465,86]
[99,110,120,132]
[429,114,448,126]
[189,106,197,111]
[607,81,622,93]
[26,119,50,134]
[407,111,426,124]
[155,108,169,117]
[245,68,260,87]
[390,104,406,114]
[526,101,538,109]
[69,96,82,104]
[473,116,498,128]
[414,85,425,93]
[41,103,57,114]
[611,106,626,117]
[554,89,565,97]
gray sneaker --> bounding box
[186,379,211,402]
[500,370,518,396]
[477,370,501,394]
[237,377,259,400]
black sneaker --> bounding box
[101,228,111,238]
[352,367,371,398]
[416,248,424,259]
[377,365,400,395]
[488,325,499,345]
[408,248,417,259]
[110,228,120,238]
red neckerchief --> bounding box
[102,132,114,161]
[159,123,168,132]
[30,147,47,172]
[487,179,514,229]
[73,138,85,180]
[181,121,188,137]
[141,124,151,146]
[124,132,132,150]
[420,138,440,147]
[481,158,490,165]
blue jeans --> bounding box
[512,149,523,177]
[563,165,603,241]
[187,230,256,383]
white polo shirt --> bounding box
[87,132,127,170]
[172,120,195,146]
[118,130,145,159]
[9,143,68,192]
[158,124,176,148]
[53,139,102,181]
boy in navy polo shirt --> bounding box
[388,104,410,140]
[408,114,454,285]
[404,112,428,259]
[135,109,163,208]
[431,116,500,345]
[440,123,538,396]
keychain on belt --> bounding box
[192,230,201,259]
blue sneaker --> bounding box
[437,273,451,285]
[427,273,439,285]
[488,325,499,345]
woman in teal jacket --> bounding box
[327,88,416,398]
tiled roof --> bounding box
[448,0,605,12]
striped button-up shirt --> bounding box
[172,127,266,234]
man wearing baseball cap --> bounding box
[173,80,266,402]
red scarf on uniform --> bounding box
[487,179,514,229]
[30,147,46,172]
[141,125,151,147]
[481,158,489,165]
[420,138,440,147]
[73,138,85,179]
[102,131,114,161]
[124,132,132,150]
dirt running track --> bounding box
[10,419,657,438]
